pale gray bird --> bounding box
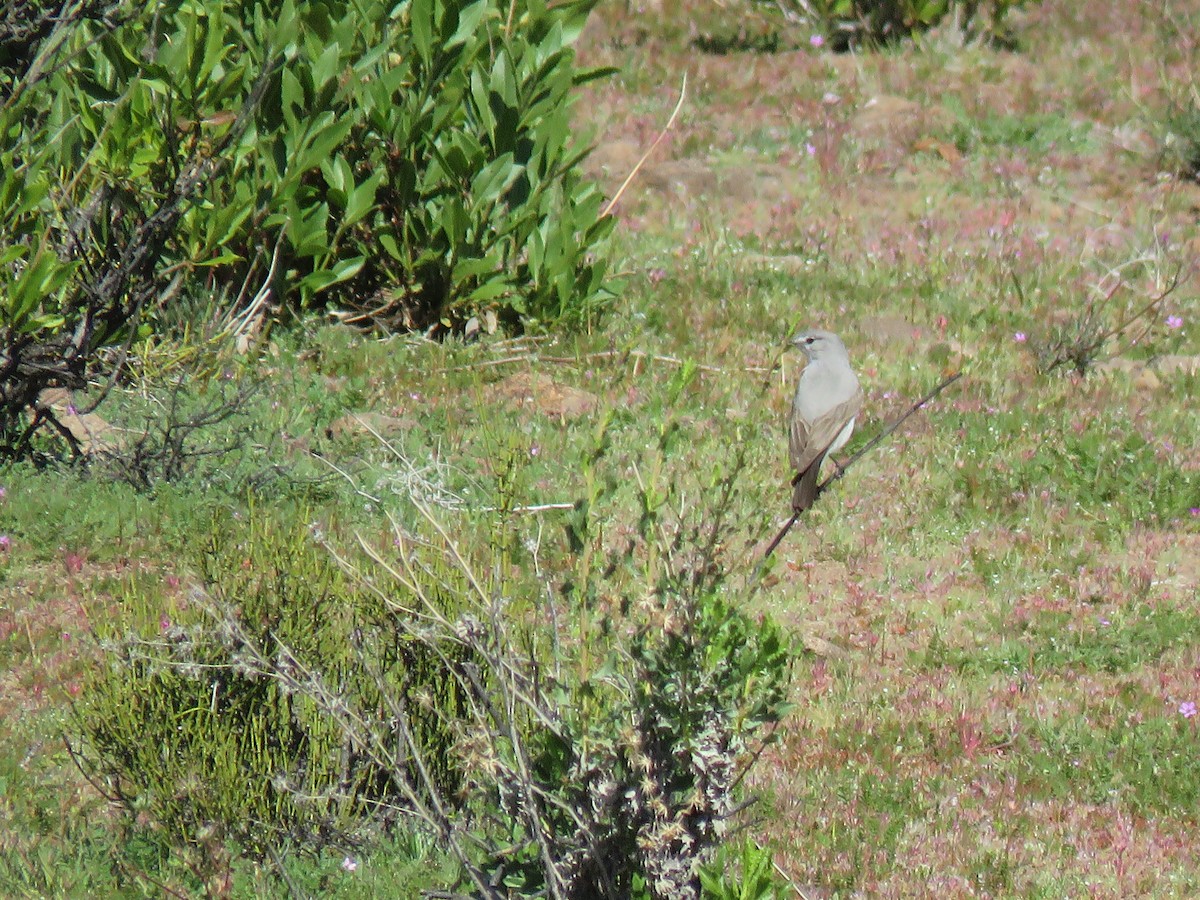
[789,329,864,513]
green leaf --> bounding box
[344,170,383,227]
[329,255,366,282]
[288,200,332,257]
[410,0,435,65]
[281,68,306,117]
[321,155,351,194]
[452,254,501,281]
[466,278,512,302]
[296,115,354,173]
[446,1,489,48]
[470,153,520,204]
[312,42,342,90]
[489,49,518,108]
[24,313,66,332]
[7,248,75,330]
[378,233,403,260]
[195,252,244,267]
[440,198,469,247]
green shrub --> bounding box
[71,510,470,876]
[772,0,1033,49]
[0,0,614,458]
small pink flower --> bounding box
[805,143,817,156]
[1014,332,1027,343]
[0,535,10,552]
[1166,315,1183,329]
[159,614,171,632]
[341,856,358,872]
[809,34,825,48]
[1180,701,1197,719]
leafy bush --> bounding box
[771,0,1033,49]
[0,0,614,458]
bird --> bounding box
[788,329,864,513]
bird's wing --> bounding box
[789,384,864,473]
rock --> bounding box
[486,371,598,419]
[800,628,848,660]
[37,389,122,455]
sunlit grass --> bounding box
[3,0,1200,894]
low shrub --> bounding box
[769,0,1033,50]
[71,510,470,881]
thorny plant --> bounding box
[1019,242,1189,375]
[102,371,259,491]
[298,421,789,899]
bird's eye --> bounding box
[805,337,815,345]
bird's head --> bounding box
[790,329,846,361]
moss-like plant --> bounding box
[71,509,469,878]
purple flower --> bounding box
[1180,701,1197,719]
[809,34,825,48]
[341,856,358,872]
[1166,315,1183,329]
[0,535,10,551]
[805,142,817,156]
[1014,332,1027,343]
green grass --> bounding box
[5,0,1200,895]
[923,602,1200,676]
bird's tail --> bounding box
[791,454,825,512]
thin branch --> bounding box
[759,371,963,561]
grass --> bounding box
[4,0,1200,895]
